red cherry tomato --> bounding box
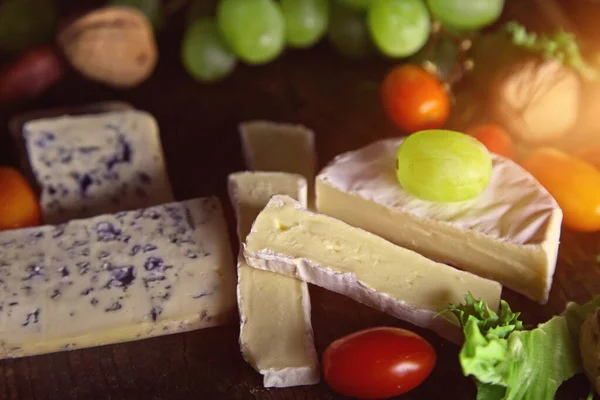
[467,123,515,159]
[323,327,436,399]
[381,64,450,134]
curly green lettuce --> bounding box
[503,21,597,80]
[439,293,600,400]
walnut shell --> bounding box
[491,59,580,145]
[580,309,600,395]
[58,6,158,88]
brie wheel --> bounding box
[316,138,563,303]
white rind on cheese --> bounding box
[239,121,317,207]
[317,138,563,303]
[0,197,235,359]
[244,195,503,343]
[23,110,174,224]
[228,172,319,387]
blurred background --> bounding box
[2,0,600,182]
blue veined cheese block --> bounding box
[23,110,174,225]
[0,197,236,359]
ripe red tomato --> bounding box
[0,166,41,231]
[323,327,436,399]
[467,123,515,159]
[381,64,450,134]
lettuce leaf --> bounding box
[440,294,591,400]
[504,21,597,80]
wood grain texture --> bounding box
[0,1,597,399]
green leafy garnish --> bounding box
[439,294,591,400]
[503,21,597,80]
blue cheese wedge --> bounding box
[244,195,503,343]
[23,110,174,224]
[316,138,563,303]
[228,172,318,387]
[0,197,236,359]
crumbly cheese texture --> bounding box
[23,110,174,224]
[228,172,318,387]
[239,121,316,206]
[0,198,236,359]
[244,195,502,342]
[316,138,563,304]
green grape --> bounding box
[426,0,504,31]
[110,0,164,30]
[327,2,373,58]
[337,0,370,11]
[395,130,492,202]
[182,18,237,82]
[281,0,329,48]
[367,0,431,58]
[217,0,285,65]
[0,0,58,54]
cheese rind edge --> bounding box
[228,172,319,387]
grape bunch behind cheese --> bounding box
[182,0,505,83]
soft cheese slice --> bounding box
[0,198,236,359]
[239,121,317,206]
[316,138,563,304]
[228,172,318,387]
[23,110,174,224]
[244,195,502,342]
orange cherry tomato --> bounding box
[521,148,600,232]
[323,327,436,399]
[0,167,41,231]
[467,123,515,159]
[381,64,450,134]
[573,144,600,170]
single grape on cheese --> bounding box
[0,197,236,359]
[23,110,174,224]
[396,129,492,202]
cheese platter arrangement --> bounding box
[3,1,600,400]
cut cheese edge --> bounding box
[0,198,236,359]
[244,195,502,343]
[239,121,316,207]
[317,138,562,303]
[228,172,318,387]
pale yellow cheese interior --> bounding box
[229,172,316,373]
[246,195,502,313]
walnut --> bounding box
[58,7,158,88]
[491,59,580,144]
[580,309,600,395]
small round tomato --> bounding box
[0,166,41,231]
[381,64,450,134]
[467,123,515,159]
[521,148,600,232]
[323,327,436,399]
[573,145,600,171]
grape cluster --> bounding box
[182,0,505,83]
[0,0,505,84]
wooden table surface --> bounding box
[0,2,598,399]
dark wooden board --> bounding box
[0,2,598,399]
